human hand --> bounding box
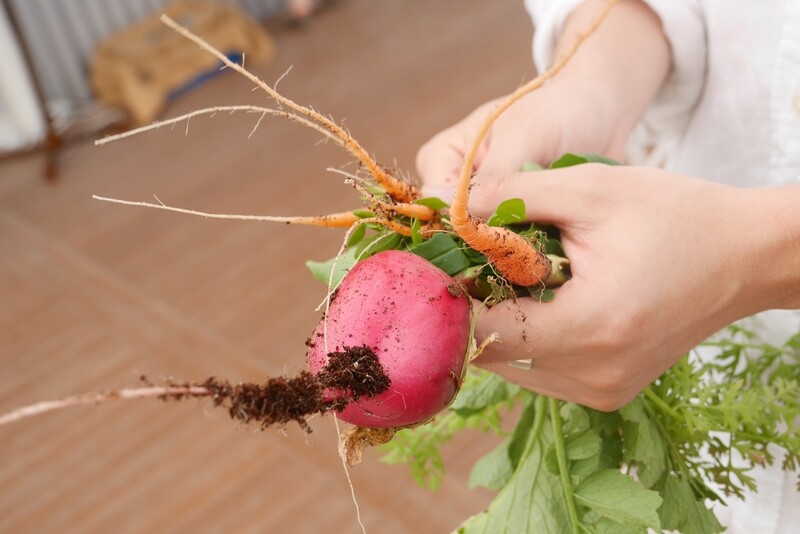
[468,164,800,411]
[415,82,626,201]
[415,0,672,202]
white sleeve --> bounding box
[524,0,708,163]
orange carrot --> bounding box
[449,0,619,287]
[92,195,362,228]
[348,180,437,221]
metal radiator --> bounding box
[5,0,284,107]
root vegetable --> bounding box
[306,250,472,428]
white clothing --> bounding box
[526,0,800,187]
[525,1,800,532]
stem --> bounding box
[0,386,211,426]
[643,386,681,421]
[527,395,548,455]
[549,397,581,534]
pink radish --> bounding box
[306,250,472,428]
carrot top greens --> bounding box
[381,328,800,534]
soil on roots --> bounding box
[175,345,390,432]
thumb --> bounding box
[417,132,490,201]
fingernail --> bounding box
[420,186,455,201]
[508,359,534,370]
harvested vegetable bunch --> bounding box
[3,1,799,533]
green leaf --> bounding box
[566,432,602,461]
[620,399,667,488]
[352,209,375,218]
[305,247,359,287]
[574,469,662,532]
[468,438,515,490]
[355,231,404,257]
[582,512,641,534]
[346,223,366,247]
[459,398,572,534]
[507,396,539,469]
[379,418,452,490]
[560,403,591,436]
[450,372,517,416]
[486,198,526,227]
[381,371,519,491]
[522,161,543,171]
[658,475,723,534]
[410,218,423,245]
[414,196,449,210]
[549,153,622,169]
[307,230,407,286]
[410,233,470,275]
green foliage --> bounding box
[306,247,359,287]
[410,233,472,276]
[522,161,544,171]
[413,196,450,210]
[549,152,621,168]
[381,326,800,533]
[305,230,406,286]
[379,370,523,491]
[305,154,798,532]
[486,198,526,226]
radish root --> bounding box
[0,347,391,431]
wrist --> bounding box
[552,0,670,145]
[732,185,800,313]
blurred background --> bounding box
[0,0,534,531]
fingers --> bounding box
[478,359,639,411]
[416,99,505,200]
[475,360,589,406]
[473,283,585,365]
[416,131,465,199]
[469,164,612,224]
[472,282,649,412]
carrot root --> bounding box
[160,14,419,204]
[448,0,620,286]
[92,195,362,228]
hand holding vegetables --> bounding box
[5,2,800,531]
[464,164,800,410]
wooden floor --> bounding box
[0,1,535,532]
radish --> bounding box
[306,250,472,428]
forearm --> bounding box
[550,0,671,145]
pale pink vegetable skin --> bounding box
[306,250,471,428]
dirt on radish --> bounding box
[198,345,391,431]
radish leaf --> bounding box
[523,161,543,171]
[549,153,621,168]
[487,198,526,226]
[410,233,470,275]
[414,197,449,210]
[574,469,662,531]
[306,247,359,287]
